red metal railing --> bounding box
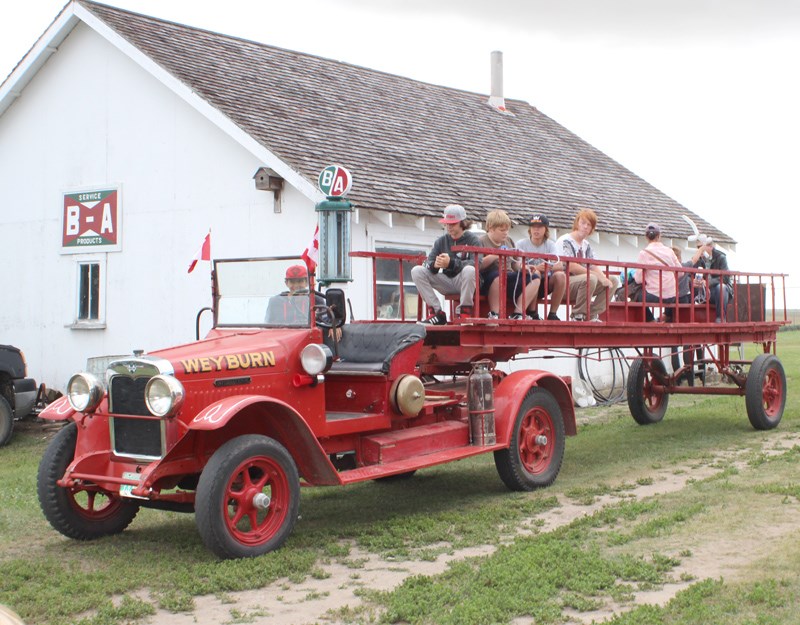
[352,248,789,326]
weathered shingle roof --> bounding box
[80,1,732,244]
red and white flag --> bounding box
[301,224,319,271]
[187,231,211,273]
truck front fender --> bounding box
[188,395,340,486]
[494,371,576,446]
[38,396,76,422]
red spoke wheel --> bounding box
[746,354,786,430]
[494,387,565,491]
[627,358,669,425]
[37,423,139,540]
[196,435,299,559]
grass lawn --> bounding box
[1,332,797,624]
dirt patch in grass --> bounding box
[135,430,800,625]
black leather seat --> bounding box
[328,323,426,374]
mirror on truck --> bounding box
[325,289,347,327]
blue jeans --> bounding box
[642,291,676,323]
[709,282,732,321]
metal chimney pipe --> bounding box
[488,50,506,111]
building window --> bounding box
[71,256,106,329]
[78,263,100,320]
[375,246,424,320]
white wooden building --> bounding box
[0,1,733,391]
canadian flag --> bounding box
[301,224,320,271]
[187,231,211,273]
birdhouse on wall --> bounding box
[253,167,284,212]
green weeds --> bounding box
[1,333,799,624]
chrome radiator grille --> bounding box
[109,376,150,416]
[106,357,174,459]
[111,417,164,459]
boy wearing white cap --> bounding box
[412,204,480,325]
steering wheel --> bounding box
[313,303,344,330]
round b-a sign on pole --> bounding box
[318,165,353,198]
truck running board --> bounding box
[337,421,504,485]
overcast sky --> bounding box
[2,0,798,305]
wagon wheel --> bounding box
[627,357,670,425]
[494,387,565,491]
[195,435,300,559]
[745,354,786,430]
[37,422,139,539]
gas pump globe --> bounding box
[316,165,353,285]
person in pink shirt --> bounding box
[633,223,681,322]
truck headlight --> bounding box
[144,375,185,417]
[67,373,105,413]
[300,344,333,376]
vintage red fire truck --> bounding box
[37,250,789,559]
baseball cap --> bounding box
[439,204,467,224]
[285,264,308,279]
[645,222,661,235]
[529,214,549,227]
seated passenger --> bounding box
[556,208,619,321]
[265,264,322,325]
[671,246,696,385]
[633,223,681,322]
[692,239,732,323]
[478,209,539,320]
[515,213,566,320]
[672,246,694,306]
[411,204,480,325]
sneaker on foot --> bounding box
[528,311,541,320]
[570,313,586,321]
[420,310,447,326]
[487,311,499,320]
[510,312,533,321]
[546,312,561,321]
[457,305,473,319]
[590,315,602,322]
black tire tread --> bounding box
[745,354,786,430]
[195,435,300,559]
[37,422,139,540]
[627,358,669,425]
[494,387,565,492]
[0,396,13,447]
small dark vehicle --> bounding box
[0,345,38,446]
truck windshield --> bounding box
[214,258,314,328]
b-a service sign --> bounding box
[62,187,122,253]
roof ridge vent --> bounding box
[487,50,513,116]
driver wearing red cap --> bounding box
[265,264,313,324]
[284,264,309,292]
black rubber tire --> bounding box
[195,435,300,559]
[494,387,565,491]
[0,396,13,447]
[627,358,670,425]
[745,354,786,430]
[37,422,139,539]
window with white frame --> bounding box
[73,256,106,327]
[375,245,425,320]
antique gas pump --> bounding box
[316,165,353,285]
